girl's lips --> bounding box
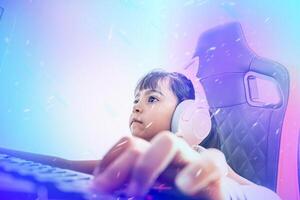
[131,119,143,125]
[130,117,144,128]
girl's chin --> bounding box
[132,131,146,138]
[132,131,153,141]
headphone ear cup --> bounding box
[171,100,211,146]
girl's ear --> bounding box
[171,100,211,146]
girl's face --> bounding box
[129,79,178,141]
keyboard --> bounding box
[0,153,196,200]
[0,153,97,199]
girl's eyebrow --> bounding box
[135,89,164,98]
[145,89,164,96]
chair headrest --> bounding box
[194,22,255,78]
[194,22,288,109]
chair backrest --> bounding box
[194,22,289,191]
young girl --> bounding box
[92,70,280,199]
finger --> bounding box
[127,132,177,197]
[127,132,194,197]
[156,137,201,184]
[92,148,139,193]
[92,137,150,193]
[93,136,132,175]
[175,148,228,196]
[93,137,147,175]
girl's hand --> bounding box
[92,132,233,199]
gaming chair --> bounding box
[194,22,290,191]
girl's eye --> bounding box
[133,99,139,104]
[148,96,159,103]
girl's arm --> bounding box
[0,147,99,174]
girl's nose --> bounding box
[133,104,142,113]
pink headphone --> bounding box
[171,100,212,146]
